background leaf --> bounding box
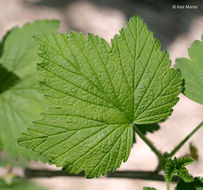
[175,177,203,190]
[189,143,199,160]
[175,35,203,105]
[0,65,20,93]
[143,187,157,190]
[19,16,182,178]
[0,178,46,190]
[0,137,3,152]
[0,20,59,160]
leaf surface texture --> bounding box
[19,16,182,177]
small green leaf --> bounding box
[175,177,203,190]
[137,123,160,135]
[0,20,59,160]
[133,123,160,143]
[0,178,46,190]
[19,16,182,178]
[190,143,199,160]
[175,35,203,104]
[143,187,157,190]
[177,167,193,183]
[165,158,176,182]
[165,157,193,183]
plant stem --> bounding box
[166,180,170,190]
[168,121,203,157]
[133,124,163,162]
[24,168,180,181]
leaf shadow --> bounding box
[0,65,20,94]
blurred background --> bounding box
[0,0,203,189]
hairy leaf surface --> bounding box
[0,20,59,159]
[165,157,194,183]
[19,16,182,177]
[175,35,203,104]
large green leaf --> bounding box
[19,16,182,178]
[175,35,203,104]
[0,20,59,160]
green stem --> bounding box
[168,121,203,157]
[166,180,170,190]
[133,124,163,162]
[24,168,180,181]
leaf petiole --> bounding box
[168,121,203,157]
[133,124,163,163]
